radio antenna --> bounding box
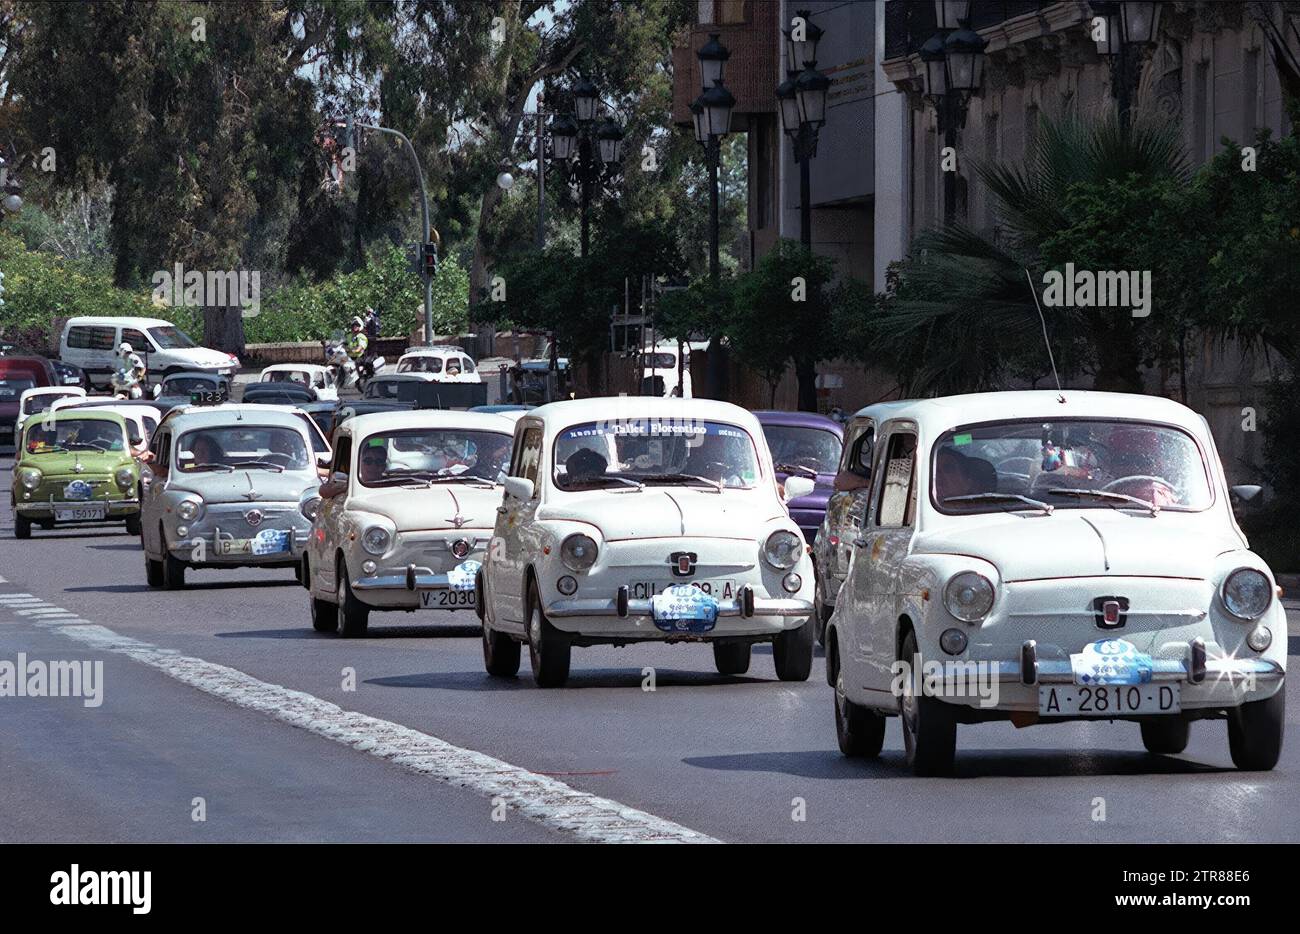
[1025,268,1064,402]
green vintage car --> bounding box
[11,409,142,539]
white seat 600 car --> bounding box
[825,390,1286,775]
[303,410,515,636]
[477,397,818,687]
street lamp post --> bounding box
[692,33,736,400]
[777,11,830,249]
[1090,1,1162,131]
[918,0,987,226]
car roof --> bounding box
[162,370,226,381]
[160,405,309,432]
[42,409,127,425]
[262,363,327,373]
[849,391,1208,436]
[64,316,175,329]
[57,401,161,418]
[337,409,517,437]
[752,410,845,435]
[401,345,471,356]
[20,386,82,399]
[523,396,765,436]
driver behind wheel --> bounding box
[1106,428,1181,506]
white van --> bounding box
[637,341,694,398]
[60,316,239,389]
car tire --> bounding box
[899,630,957,776]
[162,550,187,590]
[124,513,142,537]
[772,620,814,682]
[526,579,570,688]
[335,559,369,637]
[474,569,487,622]
[309,593,336,633]
[713,641,751,675]
[1140,718,1190,755]
[836,683,886,758]
[13,514,31,539]
[812,572,831,646]
[145,554,164,588]
[1228,689,1284,771]
[482,618,521,677]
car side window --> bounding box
[89,326,116,350]
[122,329,150,351]
[874,431,917,528]
[332,436,352,477]
[511,427,543,483]
[152,432,170,473]
[67,326,94,349]
[845,425,874,478]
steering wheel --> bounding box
[1104,474,1177,499]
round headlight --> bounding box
[176,499,202,521]
[560,533,598,572]
[115,466,135,491]
[18,468,41,491]
[300,496,321,521]
[1222,567,1272,620]
[944,571,995,622]
[362,525,391,556]
[764,530,803,570]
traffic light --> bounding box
[422,240,438,278]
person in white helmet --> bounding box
[343,316,368,362]
[112,342,146,399]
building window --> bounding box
[698,0,714,25]
[717,0,746,24]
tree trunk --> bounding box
[1090,317,1143,392]
[203,306,245,358]
[795,357,818,412]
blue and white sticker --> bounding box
[1070,638,1154,685]
[651,584,718,633]
[447,559,481,592]
[64,480,94,501]
[251,529,291,555]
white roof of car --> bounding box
[57,401,162,422]
[339,409,516,437]
[162,405,311,433]
[64,315,176,329]
[852,390,1207,436]
[262,363,328,374]
[20,386,84,400]
[523,396,764,436]
[400,346,473,357]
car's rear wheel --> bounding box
[899,630,956,776]
[13,514,31,539]
[335,559,369,637]
[144,553,164,588]
[836,682,886,758]
[526,580,570,688]
[1228,689,1284,771]
[772,620,814,681]
[713,641,751,675]
[1140,717,1190,755]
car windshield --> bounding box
[148,326,197,349]
[22,392,77,414]
[643,352,676,369]
[357,428,513,487]
[932,419,1213,513]
[553,419,761,491]
[0,377,38,401]
[265,370,309,385]
[177,426,309,472]
[26,418,125,454]
[398,356,442,373]
[762,424,841,475]
[164,376,218,395]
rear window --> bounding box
[0,377,38,401]
[22,392,79,414]
[66,326,117,350]
[398,355,442,374]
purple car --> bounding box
[754,410,845,544]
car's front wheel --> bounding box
[772,620,814,681]
[899,630,956,776]
[144,553,164,588]
[13,514,31,539]
[713,641,751,675]
[1228,689,1284,771]
[335,559,369,637]
[124,513,142,536]
[1140,717,1190,755]
[483,618,521,677]
[526,580,570,688]
[162,549,187,590]
[836,679,886,758]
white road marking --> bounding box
[9,600,719,844]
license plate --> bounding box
[1039,683,1181,716]
[420,589,476,609]
[55,504,106,522]
[630,579,740,601]
[218,530,290,556]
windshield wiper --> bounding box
[638,473,723,493]
[189,463,235,473]
[229,459,285,473]
[943,492,1053,514]
[563,475,644,491]
[774,462,818,478]
[1044,487,1161,516]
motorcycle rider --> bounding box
[112,342,146,399]
[344,316,369,362]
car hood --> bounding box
[19,450,132,475]
[912,512,1243,581]
[349,483,502,530]
[167,469,317,504]
[539,487,787,540]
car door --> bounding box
[822,419,876,599]
[489,422,543,628]
[313,433,352,596]
[141,429,171,555]
[851,423,919,698]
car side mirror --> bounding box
[151,384,162,399]
[784,476,816,501]
[1230,484,1264,507]
[503,476,534,501]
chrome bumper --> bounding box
[352,566,471,592]
[1002,638,1284,685]
[17,498,139,516]
[544,584,813,620]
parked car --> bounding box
[138,406,319,589]
[13,386,87,447]
[0,355,57,446]
[811,402,911,643]
[257,363,338,401]
[394,346,481,383]
[825,390,1287,775]
[2,342,89,388]
[478,397,818,687]
[60,316,238,389]
[363,373,488,409]
[240,381,317,406]
[151,370,232,411]
[11,409,141,538]
[303,410,516,636]
[176,401,332,471]
[754,410,844,544]
[635,342,694,398]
